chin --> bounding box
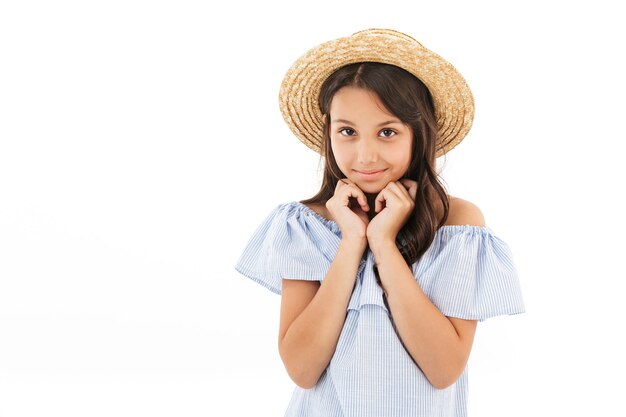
[356,183,385,195]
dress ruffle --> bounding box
[235,202,525,321]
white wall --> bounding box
[1,0,624,415]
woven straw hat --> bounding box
[278,28,475,157]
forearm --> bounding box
[280,238,366,388]
[371,240,469,389]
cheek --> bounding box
[390,142,412,173]
[330,141,351,165]
[400,153,412,169]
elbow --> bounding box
[427,364,466,390]
[430,376,458,390]
[283,363,320,389]
[423,348,471,390]
[279,343,321,389]
[291,372,319,390]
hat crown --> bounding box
[350,28,423,47]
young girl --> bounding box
[235,28,525,417]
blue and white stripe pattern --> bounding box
[235,201,525,417]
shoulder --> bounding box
[445,196,485,227]
[300,201,335,222]
[302,201,325,214]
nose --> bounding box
[357,138,379,164]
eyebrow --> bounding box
[331,118,403,127]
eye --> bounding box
[339,128,356,136]
[380,129,396,138]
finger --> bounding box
[380,182,407,204]
[380,182,413,211]
[399,179,418,201]
[374,182,402,213]
[338,179,369,211]
[387,181,409,198]
[374,188,388,213]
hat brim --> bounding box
[279,29,475,158]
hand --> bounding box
[326,178,370,240]
[366,179,417,246]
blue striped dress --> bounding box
[235,201,525,417]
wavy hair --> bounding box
[300,62,450,265]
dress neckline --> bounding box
[292,200,491,234]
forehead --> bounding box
[329,86,395,120]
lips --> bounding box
[354,169,387,180]
[355,169,385,174]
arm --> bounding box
[371,241,478,389]
[278,237,366,389]
[368,191,484,389]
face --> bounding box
[328,86,413,195]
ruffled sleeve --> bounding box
[234,202,338,295]
[414,225,525,322]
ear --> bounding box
[322,114,327,125]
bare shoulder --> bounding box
[445,196,486,227]
[301,201,334,222]
[302,201,325,214]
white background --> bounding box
[1,0,624,416]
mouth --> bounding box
[356,170,385,174]
[354,169,387,179]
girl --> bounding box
[235,29,525,417]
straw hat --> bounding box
[278,28,475,157]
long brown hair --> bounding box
[300,62,449,265]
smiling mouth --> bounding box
[355,169,386,174]
[355,169,384,174]
[354,169,387,180]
